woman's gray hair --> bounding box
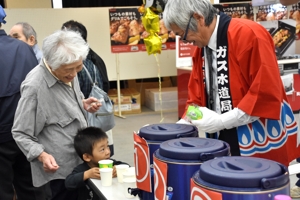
[163,0,217,32]
[42,30,89,70]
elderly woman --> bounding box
[12,30,101,200]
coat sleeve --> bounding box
[228,19,283,119]
[12,85,46,162]
[65,165,86,190]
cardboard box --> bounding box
[127,77,173,105]
[108,88,141,114]
[145,87,178,111]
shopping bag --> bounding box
[84,65,115,132]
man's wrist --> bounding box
[220,110,237,129]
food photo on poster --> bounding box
[271,20,296,58]
[109,7,175,53]
[253,3,298,58]
[289,2,300,38]
[255,3,287,21]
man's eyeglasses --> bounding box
[181,15,193,43]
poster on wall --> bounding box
[254,3,298,58]
[289,2,300,39]
[175,36,197,68]
[255,4,287,21]
[109,8,176,53]
[217,2,299,58]
[222,3,254,20]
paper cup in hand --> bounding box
[98,159,113,168]
[100,168,113,186]
[123,177,137,198]
[115,164,129,183]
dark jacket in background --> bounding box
[0,29,38,143]
[87,48,110,93]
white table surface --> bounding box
[88,178,139,200]
[289,163,300,175]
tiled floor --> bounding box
[111,107,300,199]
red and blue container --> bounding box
[153,137,230,200]
[191,156,290,200]
[133,123,198,200]
[137,123,198,163]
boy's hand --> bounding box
[112,166,117,178]
[84,167,100,180]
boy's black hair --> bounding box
[74,126,108,161]
[61,20,88,42]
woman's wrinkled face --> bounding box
[50,59,83,83]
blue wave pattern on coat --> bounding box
[238,100,298,155]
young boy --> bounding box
[65,127,128,200]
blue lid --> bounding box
[198,156,288,189]
[138,123,198,141]
[158,137,230,161]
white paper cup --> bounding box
[100,168,113,186]
[123,177,136,199]
[115,164,130,183]
[98,159,113,168]
[123,167,136,179]
[127,167,135,174]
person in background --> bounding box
[12,30,101,200]
[65,127,129,200]
[62,20,110,94]
[0,5,46,200]
[61,20,114,157]
[9,22,43,63]
[163,0,300,175]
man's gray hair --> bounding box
[42,30,89,70]
[163,0,217,32]
[16,22,38,44]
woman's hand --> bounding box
[83,97,101,113]
[38,151,59,173]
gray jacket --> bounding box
[12,61,88,187]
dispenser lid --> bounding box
[158,137,230,161]
[198,156,287,188]
[138,123,198,141]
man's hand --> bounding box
[191,107,225,133]
[84,167,100,180]
[176,118,191,124]
[38,152,59,173]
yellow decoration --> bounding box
[142,8,160,33]
[142,8,161,55]
[143,33,162,55]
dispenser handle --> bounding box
[261,165,289,189]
